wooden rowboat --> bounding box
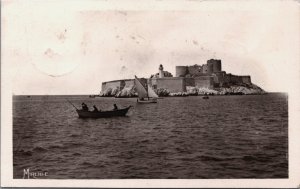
[76,106,132,118]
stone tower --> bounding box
[159,64,164,78]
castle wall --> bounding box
[228,74,242,84]
[241,76,251,84]
[102,79,135,92]
[101,83,106,92]
[180,59,223,76]
[124,79,135,87]
[184,77,195,87]
[202,64,208,73]
[120,80,126,89]
[223,72,230,84]
[101,80,122,91]
[212,73,221,85]
[156,77,186,92]
[187,65,202,76]
[148,78,157,87]
[194,76,214,89]
[213,71,228,86]
[175,66,187,77]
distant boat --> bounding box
[135,75,158,104]
[76,106,132,118]
[202,96,209,99]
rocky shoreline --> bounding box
[99,83,266,97]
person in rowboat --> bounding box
[81,103,89,111]
[113,104,118,110]
[92,105,99,112]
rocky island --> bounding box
[100,59,265,97]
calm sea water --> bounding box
[13,93,288,179]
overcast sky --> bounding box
[3,0,300,95]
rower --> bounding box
[92,105,99,112]
[113,104,118,110]
[81,103,89,111]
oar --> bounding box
[66,99,78,110]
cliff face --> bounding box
[115,85,137,98]
[100,85,138,98]
[100,82,265,97]
[187,84,265,96]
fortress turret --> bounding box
[207,59,222,73]
[159,64,164,78]
[213,59,222,72]
[207,61,213,74]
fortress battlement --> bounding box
[176,59,222,77]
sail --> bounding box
[135,76,148,99]
[147,84,158,98]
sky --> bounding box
[2,0,300,95]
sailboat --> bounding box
[135,75,158,103]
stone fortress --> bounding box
[100,59,264,97]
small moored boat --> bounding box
[76,106,132,118]
[202,96,209,99]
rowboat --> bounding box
[76,106,132,118]
[135,75,158,104]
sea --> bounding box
[13,93,288,179]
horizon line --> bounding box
[12,92,288,96]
